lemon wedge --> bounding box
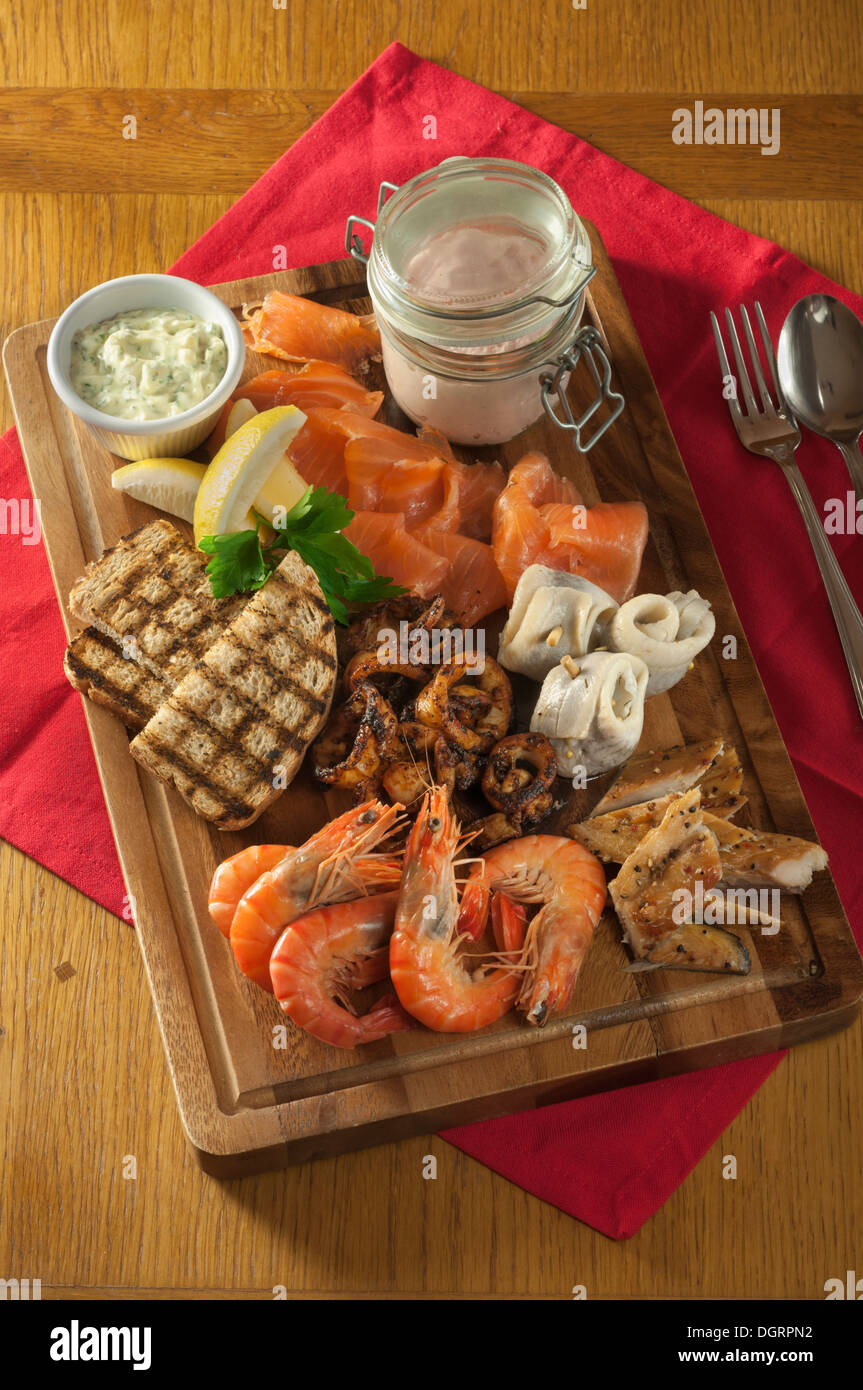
[206,397,258,458]
[254,455,309,526]
[224,397,258,437]
[111,458,208,523]
[193,405,308,546]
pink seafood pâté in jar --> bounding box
[347,157,597,446]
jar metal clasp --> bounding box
[540,327,625,453]
[346,215,375,265]
[346,182,400,263]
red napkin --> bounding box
[2,43,861,1239]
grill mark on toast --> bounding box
[268,567,334,624]
[65,628,168,726]
[64,643,157,720]
[226,628,333,712]
[166,687,306,764]
[106,595,226,658]
[133,617,332,790]
[134,698,306,817]
[167,634,328,746]
[123,545,337,826]
[75,553,237,674]
[132,731,262,822]
[72,533,177,606]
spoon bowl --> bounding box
[777,293,863,502]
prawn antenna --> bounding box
[405,735,435,797]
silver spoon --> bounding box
[777,293,863,506]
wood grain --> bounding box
[2,90,861,199]
[1,0,862,1300]
[1,0,861,94]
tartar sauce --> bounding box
[70,307,228,420]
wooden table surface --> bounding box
[2,0,861,1300]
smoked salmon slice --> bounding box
[347,508,506,625]
[344,511,450,599]
[409,464,463,537]
[338,416,442,466]
[492,454,561,597]
[492,452,648,603]
[345,448,447,523]
[346,449,504,538]
[420,530,507,626]
[287,410,505,540]
[450,459,506,539]
[287,409,352,493]
[542,500,649,604]
[288,409,443,498]
[417,427,505,538]
[233,363,383,417]
[417,426,458,462]
[241,292,381,373]
[506,452,584,508]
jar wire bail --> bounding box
[540,327,625,453]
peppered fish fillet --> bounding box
[590,738,745,818]
[607,791,751,974]
[569,791,746,863]
[570,792,698,861]
[68,518,244,684]
[705,815,828,891]
[697,744,745,816]
[625,923,751,973]
[590,739,723,816]
[129,551,338,829]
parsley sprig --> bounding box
[198,486,406,624]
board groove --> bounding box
[4,229,861,1175]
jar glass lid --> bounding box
[366,158,593,347]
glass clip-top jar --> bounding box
[346,157,624,451]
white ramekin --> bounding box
[46,273,246,461]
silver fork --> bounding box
[711,303,863,722]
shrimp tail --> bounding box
[348,946,391,989]
[491,892,528,954]
[355,992,419,1044]
[456,878,490,941]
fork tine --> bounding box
[754,302,790,415]
[724,308,759,417]
[710,311,742,419]
[739,305,774,414]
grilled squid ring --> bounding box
[381,726,480,807]
[397,718,438,754]
[344,649,432,693]
[380,719,439,807]
[466,811,522,851]
[340,594,453,662]
[312,682,400,797]
[415,656,513,754]
[481,732,558,832]
[435,737,481,792]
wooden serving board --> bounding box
[5,227,862,1176]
